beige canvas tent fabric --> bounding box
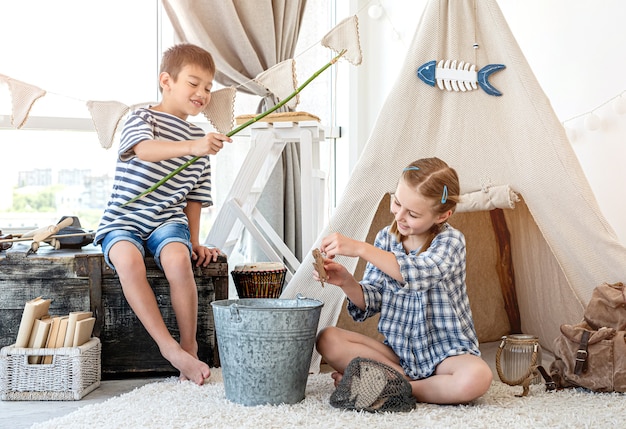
[281,0,626,372]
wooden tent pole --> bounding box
[489,208,522,333]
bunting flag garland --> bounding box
[86,100,130,149]
[253,59,299,109]
[321,15,363,66]
[1,14,364,148]
[202,86,236,134]
[0,74,46,129]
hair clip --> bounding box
[441,185,448,204]
[403,166,420,172]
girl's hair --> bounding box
[159,43,216,93]
[390,157,460,252]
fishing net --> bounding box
[329,357,416,413]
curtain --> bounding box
[162,0,307,260]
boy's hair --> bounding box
[390,157,460,249]
[159,43,216,92]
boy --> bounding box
[95,43,232,385]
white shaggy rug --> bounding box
[31,369,625,429]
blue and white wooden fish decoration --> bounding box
[417,59,506,96]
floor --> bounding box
[1,343,551,429]
[0,260,247,429]
[0,375,164,429]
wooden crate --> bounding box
[0,244,228,376]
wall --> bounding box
[341,0,626,244]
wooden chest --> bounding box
[0,244,228,376]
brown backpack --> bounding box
[548,282,626,392]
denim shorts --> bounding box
[100,222,192,271]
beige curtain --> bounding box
[162,0,307,260]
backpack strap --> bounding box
[536,365,557,391]
[575,330,591,375]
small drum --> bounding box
[231,262,287,299]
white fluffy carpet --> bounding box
[31,369,625,429]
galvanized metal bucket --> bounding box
[211,294,324,406]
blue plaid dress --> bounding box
[347,224,480,380]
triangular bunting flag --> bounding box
[253,59,299,110]
[321,15,363,66]
[86,100,129,149]
[202,87,236,134]
[3,76,47,128]
[128,101,156,111]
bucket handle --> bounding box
[228,294,318,321]
[229,303,242,323]
[295,293,315,304]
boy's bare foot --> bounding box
[162,345,211,385]
[179,373,212,385]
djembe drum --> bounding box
[231,262,287,298]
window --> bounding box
[1,0,337,244]
[0,0,161,233]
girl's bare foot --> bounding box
[162,344,210,385]
[331,371,343,387]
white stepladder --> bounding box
[205,112,326,281]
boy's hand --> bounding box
[190,133,232,156]
[191,244,221,267]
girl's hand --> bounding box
[312,257,351,288]
[320,232,361,258]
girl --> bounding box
[314,157,492,408]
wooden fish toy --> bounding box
[311,248,327,287]
[417,59,506,96]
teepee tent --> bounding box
[281,0,626,371]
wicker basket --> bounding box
[231,262,287,298]
[0,337,101,401]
